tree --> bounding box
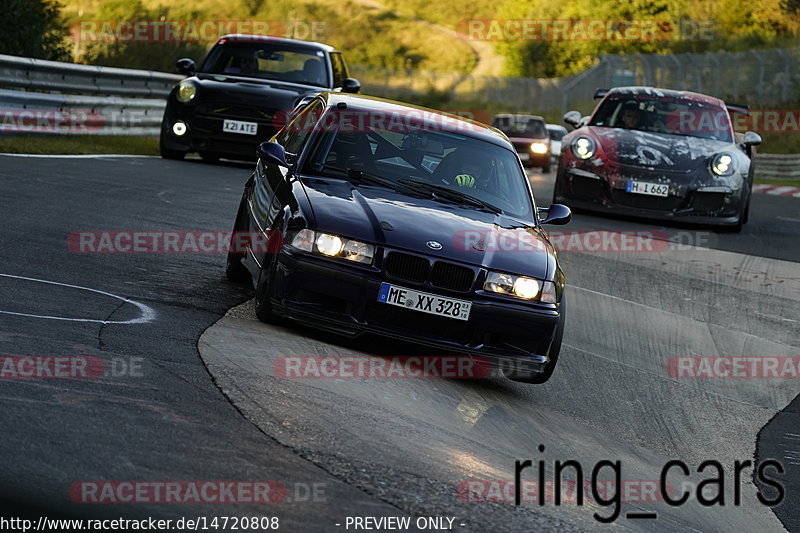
[0,0,71,61]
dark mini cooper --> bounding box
[159,34,360,161]
[226,93,571,383]
[554,86,761,232]
[491,114,552,173]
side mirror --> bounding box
[341,78,361,94]
[539,204,571,225]
[176,58,196,76]
[563,110,582,129]
[742,131,762,147]
[256,142,289,167]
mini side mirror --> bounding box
[176,58,196,76]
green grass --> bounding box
[754,177,800,187]
[0,135,159,155]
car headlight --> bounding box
[571,136,595,159]
[176,80,197,103]
[710,152,736,177]
[530,142,548,154]
[484,271,541,300]
[290,229,374,264]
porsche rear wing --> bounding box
[593,88,609,99]
[726,103,750,115]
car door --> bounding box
[249,99,325,265]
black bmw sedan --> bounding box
[159,34,360,162]
[226,93,572,383]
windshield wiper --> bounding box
[316,164,402,190]
[398,179,503,214]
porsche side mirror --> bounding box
[563,111,582,129]
[342,78,361,94]
[256,142,289,167]
[539,204,571,225]
[176,58,196,76]
[743,131,762,147]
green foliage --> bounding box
[0,0,71,61]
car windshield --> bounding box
[200,42,329,87]
[305,110,535,219]
[492,116,547,137]
[547,127,566,141]
[590,96,733,142]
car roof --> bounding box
[218,34,335,52]
[546,124,567,130]
[604,86,725,107]
[319,93,513,149]
[493,113,546,122]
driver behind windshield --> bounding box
[453,153,491,189]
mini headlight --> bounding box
[710,153,736,177]
[176,80,197,103]
[485,271,543,301]
[530,142,548,154]
[172,121,187,136]
[316,233,343,256]
[571,136,595,159]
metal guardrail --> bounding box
[754,153,800,180]
[0,54,182,136]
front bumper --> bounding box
[554,167,746,227]
[268,250,563,369]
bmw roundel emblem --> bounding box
[426,241,443,250]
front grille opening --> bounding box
[385,252,429,283]
[430,261,474,292]
[691,192,725,212]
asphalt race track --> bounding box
[1,154,798,532]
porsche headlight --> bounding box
[530,142,548,154]
[710,152,736,177]
[571,136,595,159]
[290,230,374,264]
[484,271,541,300]
[176,80,197,103]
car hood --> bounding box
[591,127,734,172]
[299,176,553,279]
[191,74,321,109]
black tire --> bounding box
[159,134,185,160]
[503,294,566,384]
[225,197,251,283]
[254,253,285,324]
[742,197,751,225]
[542,162,551,174]
[200,152,220,163]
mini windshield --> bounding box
[201,42,329,87]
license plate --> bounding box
[377,283,471,321]
[626,180,668,197]
[223,119,258,135]
[518,153,530,161]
